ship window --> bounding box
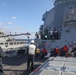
[5,43,8,44]
[17,42,19,44]
[20,42,23,44]
[10,42,13,45]
[5,43,8,47]
[14,42,16,44]
[0,43,3,45]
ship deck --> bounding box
[29,57,76,75]
[3,54,47,75]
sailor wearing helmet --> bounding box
[27,40,36,71]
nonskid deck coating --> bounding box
[2,54,47,75]
[29,57,76,75]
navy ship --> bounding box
[1,0,76,75]
[30,1,76,75]
[37,0,76,51]
[0,29,31,56]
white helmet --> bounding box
[31,40,35,44]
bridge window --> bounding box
[5,43,8,44]
[17,42,19,44]
[5,43,8,47]
[14,42,16,44]
[0,43,3,45]
[20,42,24,44]
[10,42,13,45]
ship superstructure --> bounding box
[38,0,76,51]
[0,30,30,53]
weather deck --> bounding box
[29,57,76,75]
[3,54,47,75]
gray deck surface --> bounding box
[39,70,60,75]
[29,57,76,75]
[2,54,47,75]
[62,72,76,75]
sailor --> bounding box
[27,40,36,71]
[35,32,39,39]
[60,45,68,56]
[65,46,76,57]
[53,28,58,39]
[0,47,5,75]
[68,45,73,52]
[50,46,60,57]
[54,46,60,56]
[50,30,53,39]
[40,48,47,59]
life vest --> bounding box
[42,48,47,53]
[55,48,59,53]
[63,46,68,52]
